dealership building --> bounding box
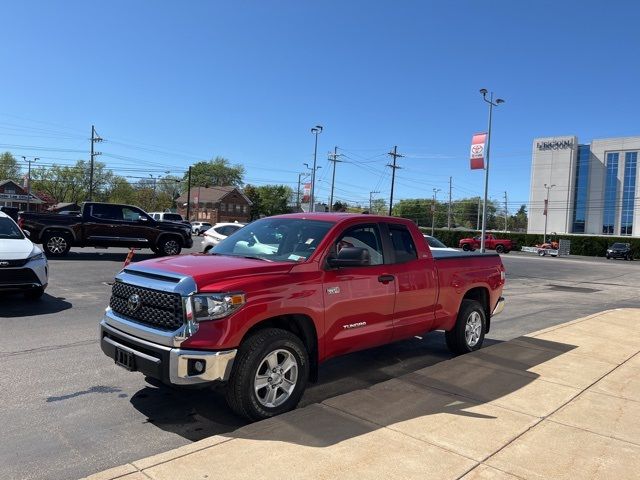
[528,135,640,237]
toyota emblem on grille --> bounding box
[127,294,141,312]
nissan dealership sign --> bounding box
[536,139,574,150]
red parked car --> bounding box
[100,213,506,420]
[459,234,514,253]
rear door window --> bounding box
[91,204,122,220]
[388,224,418,263]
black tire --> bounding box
[606,254,610,259]
[462,244,471,252]
[157,236,182,256]
[203,245,213,253]
[495,244,505,254]
[225,328,309,421]
[627,254,632,261]
[42,232,71,257]
[445,299,487,355]
[538,249,546,256]
[24,286,45,300]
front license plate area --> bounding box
[115,347,136,371]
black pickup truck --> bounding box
[18,202,193,257]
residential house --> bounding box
[176,186,252,223]
[0,179,44,212]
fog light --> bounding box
[194,360,205,373]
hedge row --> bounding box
[420,227,640,258]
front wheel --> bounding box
[495,244,505,254]
[445,299,487,355]
[225,328,309,421]
[157,237,182,256]
[462,244,471,252]
[606,254,611,259]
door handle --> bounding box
[378,275,395,283]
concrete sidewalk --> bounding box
[85,308,640,480]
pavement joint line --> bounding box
[318,400,482,465]
[582,386,640,406]
[134,437,235,472]
[545,417,640,448]
[469,346,640,478]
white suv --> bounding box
[191,222,213,236]
[0,211,49,299]
[202,222,245,252]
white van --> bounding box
[148,212,185,223]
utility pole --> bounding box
[186,166,192,220]
[543,183,556,244]
[447,176,452,229]
[431,188,441,236]
[503,191,508,232]
[22,156,38,212]
[387,146,403,216]
[369,190,380,213]
[89,125,102,201]
[328,146,342,212]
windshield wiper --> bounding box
[240,255,273,262]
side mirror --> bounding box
[138,216,149,222]
[327,247,370,268]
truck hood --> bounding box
[132,253,295,287]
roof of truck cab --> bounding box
[268,212,414,225]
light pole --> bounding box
[303,162,321,212]
[310,125,323,212]
[23,156,38,212]
[431,188,441,236]
[296,172,309,211]
[479,88,505,253]
[543,183,556,244]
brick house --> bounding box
[176,186,252,223]
[0,179,45,212]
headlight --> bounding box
[27,250,45,261]
[190,293,246,321]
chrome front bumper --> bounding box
[100,320,236,386]
[492,296,505,317]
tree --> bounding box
[332,201,348,212]
[0,152,21,181]
[243,184,292,219]
[31,160,114,204]
[370,198,387,215]
[185,157,245,187]
[509,204,528,231]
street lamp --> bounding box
[479,88,505,253]
[431,188,441,236]
[23,156,38,212]
[543,183,556,244]
[310,125,323,212]
[303,162,321,212]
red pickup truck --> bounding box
[100,214,505,420]
[459,234,514,253]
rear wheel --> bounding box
[42,232,71,257]
[462,244,471,252]
[225,328,309,421]
[495,244,505,254]
[445,299,487,355]
[606,254,611,259]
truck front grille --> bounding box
[109,281,184,331]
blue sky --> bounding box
[2,1,640,212]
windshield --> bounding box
[211,217,334,262]
[425,235,447,248]
[611,243,628,249]
[0,217,25,239]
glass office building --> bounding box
[528,136,640,237]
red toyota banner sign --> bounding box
[470,132,487,170]
[301,183,311,203]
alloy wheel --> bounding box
[164,240,180,255]
[47,236,67,254]
[254,349,298,408]
[465,311,482,347]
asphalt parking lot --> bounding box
[1,244,639,480]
